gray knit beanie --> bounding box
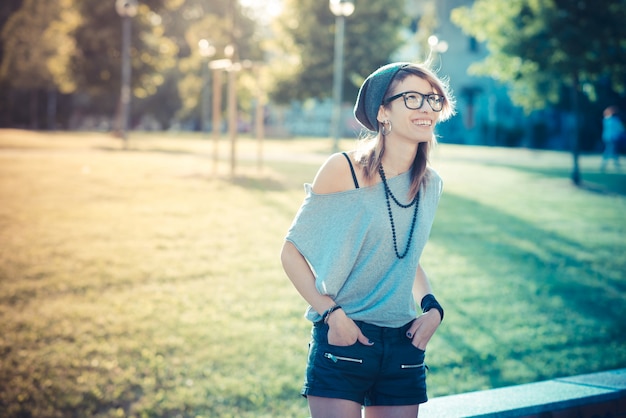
[354,62,409,132]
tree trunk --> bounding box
[47,88,57,131]
[30,89,39,130]
[570,76,581,185]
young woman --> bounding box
[281,62,455,418]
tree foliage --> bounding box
[450,0,626,112]
[68,0,178,112]
[270,0,407,104]
[0,0,79,92]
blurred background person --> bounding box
[601,106,624,171]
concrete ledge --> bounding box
[420,368,626,418]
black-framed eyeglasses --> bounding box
[383,91,445,112]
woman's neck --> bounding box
[382,141,418,176]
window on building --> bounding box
[468,36,478,53]
[461,86,483,129]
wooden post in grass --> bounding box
[211,68,222,175]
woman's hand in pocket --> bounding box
[326,309,374,347]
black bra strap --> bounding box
[342,152,360,189]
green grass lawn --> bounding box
[0,130,625,417]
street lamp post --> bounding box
[115,0,138,148]
[198,39,216,136]
[329,0,354,152]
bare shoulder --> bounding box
[311,152,357,194]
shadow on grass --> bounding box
[96,145,209,157]
[175,172,289,192]
[431,191,626,388]
[580,171,626,196]
[482,163,626,196]
[96,146,318,194]
[230,174,287,192]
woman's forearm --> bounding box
[280,241,336,315]
[412,264,434,302]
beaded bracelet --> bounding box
[322,305,343,324]
[420,294,444,322]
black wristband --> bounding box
[322,305,343,324]
[420,294,444,322]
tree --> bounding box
[451,0,626,184]
[68,0,179,117]
[0,0,262,130]
[0,0,179,128]
[0,0,79,128]
[0,0,23,126]
[270,0,407,104]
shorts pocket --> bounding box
[395,341,426,371]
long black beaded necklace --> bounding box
[378,164,420,259]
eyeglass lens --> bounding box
[404,92,444,111]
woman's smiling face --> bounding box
[378,75,441,144]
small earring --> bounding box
[381,120,392,136]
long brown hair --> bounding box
[355,63,455,199]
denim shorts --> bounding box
[301,320,428,406]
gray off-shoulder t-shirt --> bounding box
[285,167,443,328]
